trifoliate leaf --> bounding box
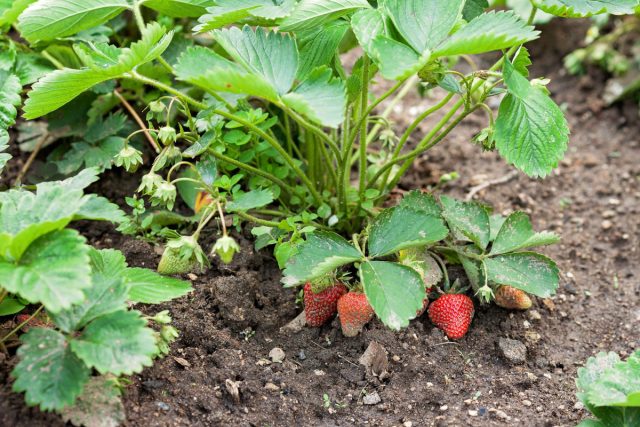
[282,66,347,128]
[485,252,559,297]
[17,0,132,43]
[23,23,172,119]
[61,376,125,427]
[124,267,193,304]
[0,230,91,312]
[368,205,448,257]
[532,0,639,17]
[360,261,424,330]
[433,11,539,58]
[70,310,157,375]
[282,231,363,287]
[490,211,559,255]
[51,249,129,333]
[495,59,569,178]
[440,196,491,250]
[12,328,90,411]
[280,0,371,31]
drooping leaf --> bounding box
[0,230,91,312]
[462,0,489,20]
[383,0,465,53]
[433,11,539,58]
[194,0,295,32]
[51,249,129,333]
[282,231,363,287]
[485,252,559,297]
[143,0,213,17]
[61,376,125,427]
[532,0,639,17]
[213,26,298,95]
[495,59,569,178]
[282,66,346,128]
[440,196,490,250]
[12,328,90,411]
[124,267,193,304]
[360,261,424,330]
[368,206,448,257]
[490,211,559,255]
[17,0,131,43]
[74,195,127,223]
[280,0,371,31]
[70,310,157,375]
[23,23,173,119]
[227,188,274,212]
[297,21,349,80]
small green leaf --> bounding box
[485,252,559,297]
[280,0,371,31]
[0,297,25,316]
[532,0,639,17]
[384,0,465,53]
[70,310,157,375]
[227,188,274,212]
[491,211,559,255]
[282,66,347,128]
[282,231,362,287]
[495,59,569,178]
[143,0,213,17]
[17,0,131,43]
[12,328,90,411]
[0,230,91,313]
[433,11,539,58]
[124,267,193,304]
[61,376,125,427]
[214,26,297,95]
[440,195,490,250]
[360,261,424,330]
[368,206,448,257]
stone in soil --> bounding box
[498,337,527,364]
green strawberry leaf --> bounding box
[495,59,569,178]
[74,194,127,224]
[61,376,125,427]
[0,71,21,131]
[351,8,389,57]
[227,188,274,212]
[124,267,193,304]
[370,35,431,80]
[433,11,539,58]
[17,0,131,43]
[0,296,26,316]
[143,0,213,18]
[462,0,489,20]
[513,46,532,77]
[12,328,90,411]
[586,351,640,407]
[484,252,559,297]
[368,205,448,258]
[384,0,465,53]
[398,191,442,216]
[440,195,490,250]
[532,0,639,17]
[280,0,371,31]
[360,261,425,330]
[70,310,157,375]
[282,66,347,128]
[194,0,295,32]
[490,211,559,255]
[0,0,36,27]
[213,26,297,95]
[282,231,363,287]
[297,21,349,80]
[51,249,129,333]
[0,130,11,176]
[0,230,91,313]
[23,23,172,119]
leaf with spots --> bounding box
[440,195,491,250]
[485,252,559,297]
[490,211,559,255]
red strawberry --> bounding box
[428,294,474,339]
[495,286,532,310]
[304,282,347,327]
[337,292,374,337]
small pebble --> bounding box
[498,337,527,364]
[522,400,532,407]
[468,410,478,417]
[155,401,170,411]
[264,382,280,392]
[363,392,381,405]
[269,347,285,363]
[601,220,613,230]
[440,405,448,411]
[298,350,306,361]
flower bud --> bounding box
[151,310,172,324]
[152,181,177,210]
[211,235,241,264]
[158,126,177,145]
[114,146,143,172]
[137,172,163,195]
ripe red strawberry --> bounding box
[428,294,474,339]
[304,282,347,327]
[495,286,532,310]
[337,292,374,337]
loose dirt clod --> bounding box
[498,338,527,364]
[269,347,286,363]
[359,341,389,380]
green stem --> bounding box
[207,149,296,196]
[357,56,370,205]
[235,211,281,227]
[282,106,341,162]
[0,305,44,345]
[0,289,7,306]
[132,0,146,33]
[365,75,419,144]
[129,71,207,109]
[338,106,352,215]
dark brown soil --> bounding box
[2,20,640,427]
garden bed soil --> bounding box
[2,20,639,427]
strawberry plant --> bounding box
[576,350,640,426]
